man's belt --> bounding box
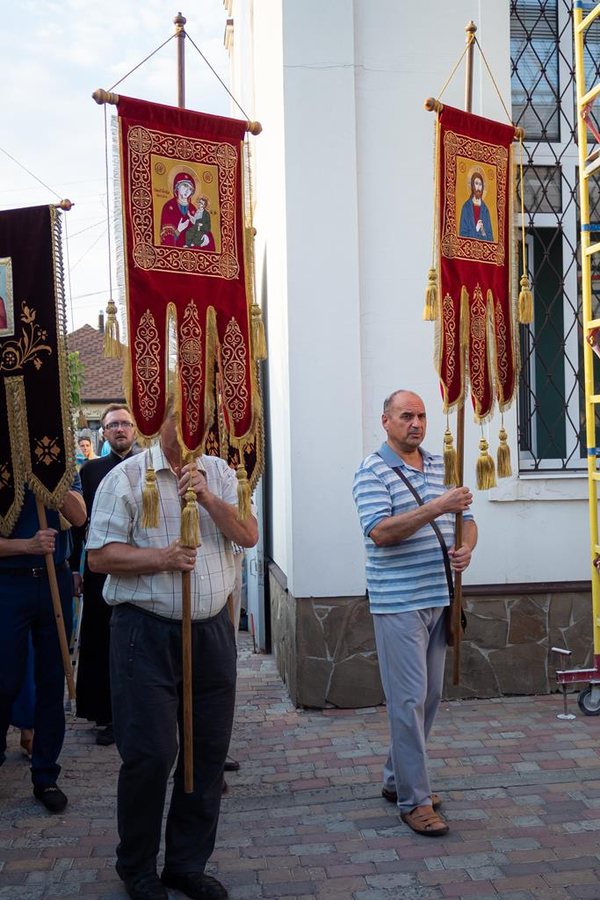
[0,560,70,578]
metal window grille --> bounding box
[511,0,600,471]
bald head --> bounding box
[383,390,424,416]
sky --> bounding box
[1,0,231,333]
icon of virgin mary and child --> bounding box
[159,171,215,250]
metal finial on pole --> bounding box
[174,12,187,108]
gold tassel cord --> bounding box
[423,268,439,321]
[250,302,267,360]
[443,425,459,486]
[476,436,497,490]
[103,298,122,359]
[140,448,160,529]
[236,462,251,521]
[180,454,202,548]
[497,424,512,478]
[518,137,533,324]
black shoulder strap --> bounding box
[376,453,454,600]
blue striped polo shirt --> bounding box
[352,442,474,614]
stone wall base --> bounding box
[268,563,593,708]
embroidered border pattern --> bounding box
[127,125,239,280]
[134,310,161,421]
[469,284,488,407]
[494,294,509,402]
[441,293,457,386]
[441,130,507,266]
[179,300,203,436]
[221,318,248,422]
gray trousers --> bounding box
[373,607,446,813]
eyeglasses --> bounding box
[104,421,135,431]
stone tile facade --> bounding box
[269,563,594,708]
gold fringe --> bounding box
[518,274,533,324]
[236,462,251,521]
[423,268,439,321]
[250,302,267,360]
[140,448,159,529]
[497,426,512,478]
[476,436,497,490]
[103,298,122,359]
[443,427,459,486]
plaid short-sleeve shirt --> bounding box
[86,446,238,620]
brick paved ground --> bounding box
[2,635,600,899]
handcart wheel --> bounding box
[577,684,600,716]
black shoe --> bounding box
[96,725,115,746]
[33,784,68,814]
[116,863,168,900]
[161,871,228,900]
[223,756,240,772]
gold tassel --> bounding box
[103,298,122,359]
[236,463,251,521]
[140,463,160,528]
[518,274,533,324]
[181,485,201,548]
[250,303,267,360]
[423,268,439,321]
[476,436,497,490]
[77,408,87,428]
[443,427,459,486]
[497,425,512,478]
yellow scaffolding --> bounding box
[556,0,600,713]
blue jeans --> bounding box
[0,566,73,787]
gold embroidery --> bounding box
[0,462,11,490]
[134,310,161,421]
[221,318,248,423]
[469,284,488,405]
[441,130,508,267]
[0,303,53,373]
[179,301,203,437]
[494,294,508,401]
[441,293,457,386]
[34,435,61,466]
[126,124,240,280]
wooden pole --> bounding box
[452,20,477,686]
[174,10,194,795]
[35,497,76,700]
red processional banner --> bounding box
[437,106,518,421]
[116,95,261,459]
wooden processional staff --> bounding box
[426,22,477,686]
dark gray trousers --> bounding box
[110,603,237,876]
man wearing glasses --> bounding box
[70,405,137,745]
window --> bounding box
[510,0,600,471]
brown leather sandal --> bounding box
[382,788,442,810]
[400,804,449,836]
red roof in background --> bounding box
[68,324,125,403]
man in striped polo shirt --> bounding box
[353,390,477,837]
